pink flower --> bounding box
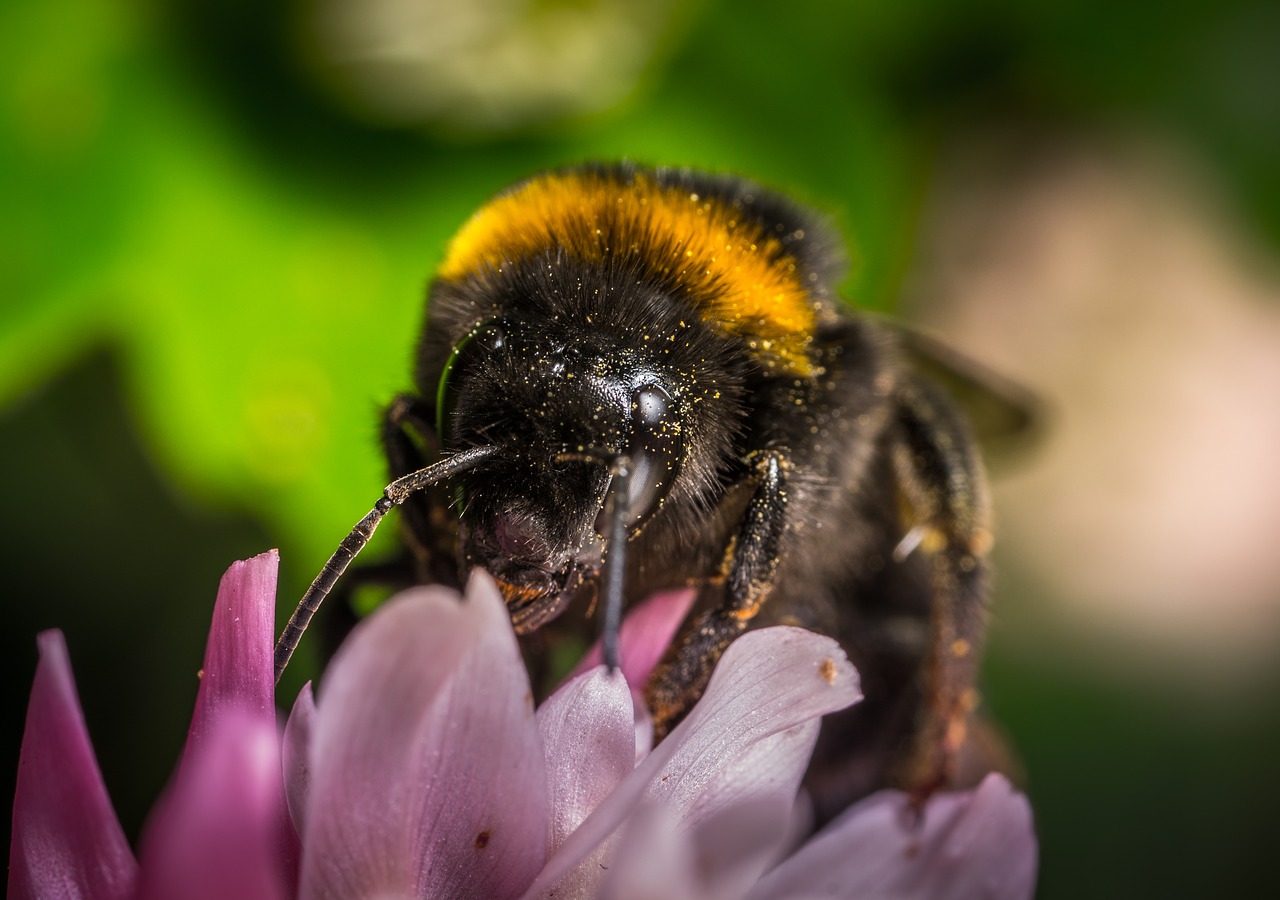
[9,552,1038,899]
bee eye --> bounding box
[436,320,506,438]
[621,383,683,528]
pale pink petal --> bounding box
[670,720,825,895]
[282,683,317,837]
[568,588,696,767]
[633,701,654,764]
[631,630,848,894]
[683,797,797,898]
[301,573,548,900]
[538,668,635,846]
[655,716,821,829]
[185,551,279,759]
[598,797,792,900]
[779,788,815,858]
[535,668,636,897]
[641,628,857,826]
[747,774,1038,900]
[522,626,860,898]
[555,726,817,899]
[8,632,137,900]
[136,709,289,900]
[596,803,700,900]
[569,588,697,689]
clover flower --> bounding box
[9,552,1037,899]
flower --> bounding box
[300,0,687,132]
[9,552,1038,899]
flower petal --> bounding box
[632,700,654,764]
[535,668,636,897]
[569,588,697,690]
[8,631,137,900]
[747,773,1039,900]
[282,682,317,838]
[185,551,279,760]
[655,714,821,830]
[538,668,635,846]
[640,628,857,828]
[136,709,289,900]
[601,797,794,900]
[596,803,699,900]
[522,626,860,898]
[301,572,548,900]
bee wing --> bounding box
[894,324,1045,462]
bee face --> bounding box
[435,302,733,630]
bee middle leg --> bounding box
[645,449,789,740]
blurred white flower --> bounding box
[298,0,689,131]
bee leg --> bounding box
[889,378,994,800]
[646,449,789,740]
[382,393,461,588]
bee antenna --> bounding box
[273,444,499,683]
[598,454,632,674]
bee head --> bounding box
[431,295,741,630]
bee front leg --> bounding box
[645,449,789,740]
[889,378,994,800]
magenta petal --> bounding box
[569,588,697,689]
[300,573,548,900]
[8,631,137,900]
[747,774,1038,900]
[282,682,317,838]
[186,551,279,760]
[536,669,636,897]
[136,708,289,900]
[523,626,860,898]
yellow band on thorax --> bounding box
[438,171,817,376]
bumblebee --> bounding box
[275,163,1009,821]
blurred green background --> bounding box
[4,0,1279,895]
